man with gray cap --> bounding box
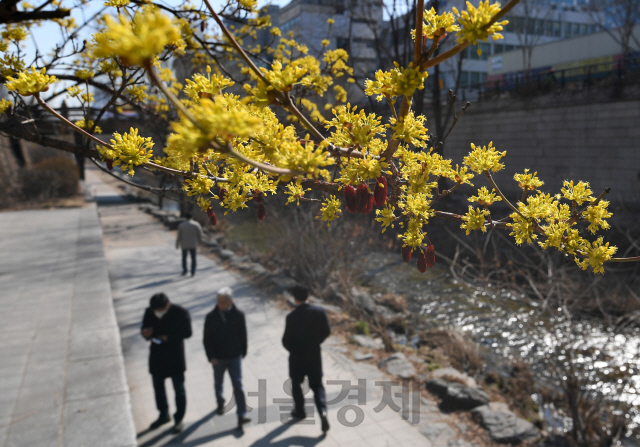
[203,287,250,429]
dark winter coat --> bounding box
[141,304,192,378]
[203,305,247,360]
[282,303,331,380]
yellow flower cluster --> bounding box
[461,206,490,234]
[561,180,593,205]
[576,237,617,274]
[388,111,429,148]
[364,62,428,101]
[74,118,102,134]
[468,186,501,206]
[90,6,180,66]
[184,66,235,102]
[0,99,12,113]
[463,141,505,173]
[375,205,397,232]
[98,128,154,175]
[453,1,508,50]
[318,195,342,224]
[6,66,57,96]
[104,0,129,7]
[412,8,460,40]
[514,168,543,190]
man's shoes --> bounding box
[149,413,171,429]
[320,412,330,433]
[191,272,195,277]
[237,416,251,429]
[181,271,187,276]
[290,410,306,420]
[216,404,224,415]
[171,421,184,434]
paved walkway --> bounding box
[90,167,452,447]
[0,201,136,446]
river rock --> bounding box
[425,378,450,398]
[353,350,374,361]
[472,404,539,444]
[351,334,384,350]
[379,352,416,379]
[419,422,455,445]
[349,286,377,314]
[439,383,489,412]
[219,249,235,260]
[430,367,477,388]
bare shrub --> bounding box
[376,292,407,313]
[418,328,483,376]
[20,157,79,200]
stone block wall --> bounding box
[444,99,640,207]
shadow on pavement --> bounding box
[247,422,326,447]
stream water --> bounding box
[360,251,640,436]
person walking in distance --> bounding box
[282,285,331,433]
[141,293,192,433]
[203,287,251,430]
[175,212,203,276]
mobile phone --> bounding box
[151,337,163,344]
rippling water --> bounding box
[360,251,640,431]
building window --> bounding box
[336,0,345,14]
[470,71,480,85]
[494,44,504,54]
[280,16,299,33]
[589,24,596,34]
[572,23,579,36]
[459,71,469,87]
[564,22,571,37]
[544,20,553,36]
[580,23,588,35]
[553,21,561,37]
[336,37,349,50]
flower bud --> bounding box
[401,246,412,263]
[355,183,372,214]
[218,187,227,204]
[210,212,217,226]
[257,203,266,220]
[254,190,263,203]
[106,159,113,170]
[425,245,435,268]
[206,207,214,217]
[417,251,427,273]
[374,176,388,207]
[344,185,357,213]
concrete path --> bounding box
[0,202,136,446]
[90,167,451,447]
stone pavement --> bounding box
[90,166,460,447]
[0,203,136,446]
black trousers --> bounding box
[181,249,196,274]
[290,362,326,415]
[152,373,186,422]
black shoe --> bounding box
[191,272,195,277]
[181,271,187,276]
[290,410,306,420]
[216,404,225,415]
[171,421,184,434]
[149,414,171,429]
[320,412,330,433]
[237,416,251,428]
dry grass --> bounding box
[417,328,483,376]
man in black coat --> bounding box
[203,287,251,429]
[282,285,331,433]
[141,293,192,433]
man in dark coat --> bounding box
[203,287,251,429]
[282,285,331,433]
[141,293,192,433]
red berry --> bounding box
[425,245,435,268]
[210,213,217,226]
[254,190,263,203]
[106,159,113,170]
[401,246,412,263]
[200,21,205,32]
[257,203,266,220]
[218,188,227,204]
[417,251,427,273]
[206,207,214,217]
[344,185,357,213]
[374,176,388,207]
